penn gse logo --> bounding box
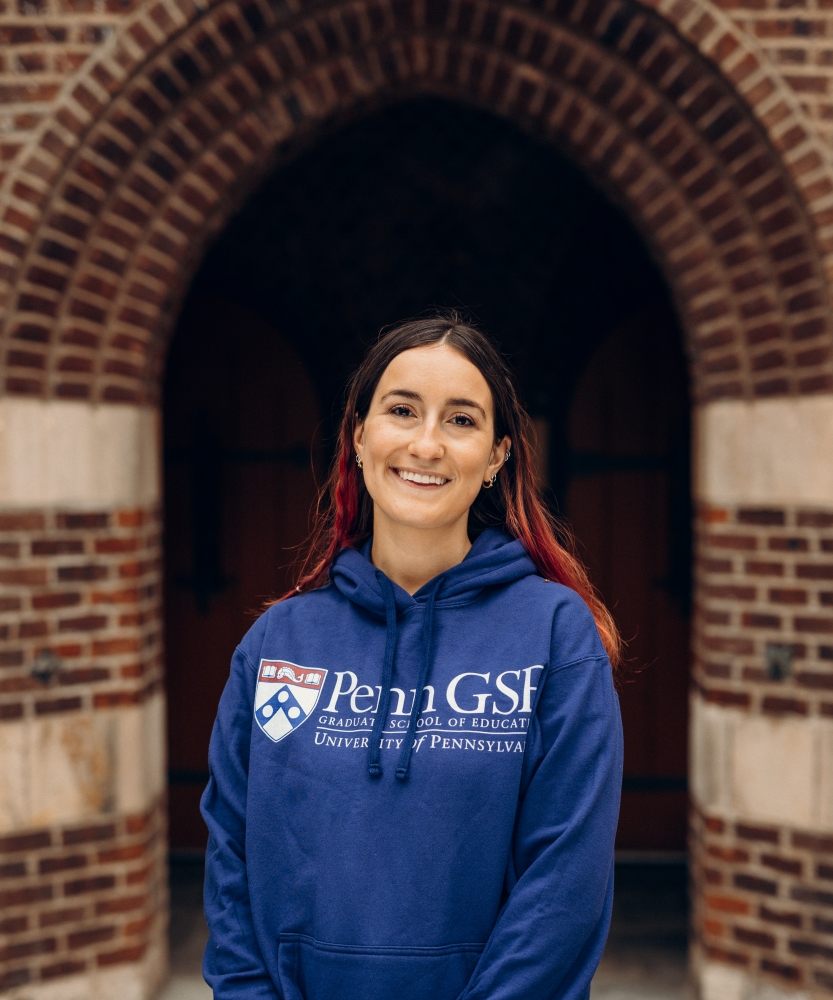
[254,660,328,743]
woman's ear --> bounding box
[353,416,364,460]
[486,436,511,478]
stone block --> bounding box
[694,397,833,506]
[0,693,167,833]
[0,401,160,508]
[733,715,815,829]
[691,693,833,831]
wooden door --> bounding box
[164,295,321,850]
[566,307,691,852]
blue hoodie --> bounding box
[201,528,623,1000]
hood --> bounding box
[330,527,537,617]
[329,529,538,782]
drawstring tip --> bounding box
[394,767,409,781]
[368,764,382,778]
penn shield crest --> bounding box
[254,660,327,743]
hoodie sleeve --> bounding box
[201,644,281,1000]
[457,644,623,1000]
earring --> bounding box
[505,448,511,460]
[356,454,363,468]
[482,473,497,489]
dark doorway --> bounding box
[163,95,691,853]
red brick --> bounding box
[0,916,26,934]
[733,926,776,948]
[737,823,779,843]
[707,894,750,914]
[768,588,807,604]
[761,958,801,981]
[0,515,43,531]
[34,697,82,715]
[0,830,50,852]
[39,907,85,928]
[760,905,801,927]
[762,696,808,715]
[96,895,146,914]
[96,943,146,966]
[743,612,782,628]
[39,855,87,875]
[63,825,116,847]
[0,937,56,962]
[97,844,144,863]
[761,853,802,874]
[0,568,47,585]
[64,875,116,896]
[707,534,757,550]
[32,592,82,609]
[57,513,109,530]
[57,614,108,631]
[0,885,52,907]
[67,926,116,949]
[746,561,784,576]
[735,873,777,895]
[40,960,86,979]
[797,564,833,579]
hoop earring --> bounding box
[482,473,497,489]
[505,448,511,461]
[356,454,363,469]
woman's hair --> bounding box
[282,310,622,669]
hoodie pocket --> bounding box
[277,934,484,1000]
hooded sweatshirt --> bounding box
[201,528,623,1000]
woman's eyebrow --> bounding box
[379,389,422,402]
[447,397,486,418]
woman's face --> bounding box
[354,343,510,535]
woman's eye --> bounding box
[390,405,414,417]
[450,414,475,426]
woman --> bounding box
[201,312,623,1000]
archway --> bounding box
[163,94,691,854]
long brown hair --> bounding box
[281,311,622,669]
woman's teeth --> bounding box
[397,469,448,485]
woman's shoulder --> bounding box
[505,575,607,668]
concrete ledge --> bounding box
[698,958,811,1000]
[6,937,167,1000]
[0,692,166,833]
[690,693,833,830]
[694,397,833,506]
[0,401,160,508]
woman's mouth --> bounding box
[394,468,449,486]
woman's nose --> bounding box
[409,422,443,459]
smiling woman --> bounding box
[200,311,624,1000]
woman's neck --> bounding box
[370,513,472,595]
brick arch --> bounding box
[1,0,832,404]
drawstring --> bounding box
[367,573,398,777]
[366,574,439,781]
[396,585,437,781]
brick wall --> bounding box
[717,0,833,148]
[694,807,833,993]
[0,504,162,721]
[0,795,166,995]
[0,499,166,997]
[692,499,833,995]
[695,504,833,715]
[0,0,145,189]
